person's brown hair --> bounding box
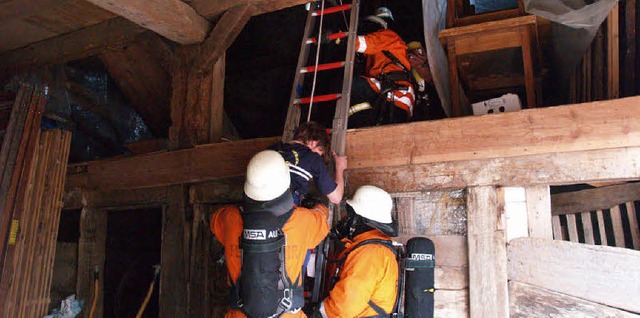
[293,121,330,160]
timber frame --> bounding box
[64,96,640,317]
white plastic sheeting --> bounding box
[422,0,452,117]
[523,0,618,79]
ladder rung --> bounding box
[312,4,351,16]
[295,93,342,105]
[301,61,345,73]
[306,31,349,44]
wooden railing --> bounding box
[552,201,640,250]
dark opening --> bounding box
[49,209,82,313]
[104,208,162,318]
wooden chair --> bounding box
[439,15,540,117]
[446,0,526,28]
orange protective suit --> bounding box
[355,29,415,116]
[210,204,330,318]
[319,230,398,317]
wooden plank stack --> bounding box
[0,84,73,317]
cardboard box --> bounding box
[471,93,522,115]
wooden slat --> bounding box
[196,5,255,75]
[610,205,626,247]
[607,3,620,99]
[84,0,210,44]
[551,182,640,215]
[40,131,72,315]
[508,237,640,313]
[509,281,639,318]
[596,210,608,246]
[467,186,508,318]
[581,212,595,245]
[623,0,636,96]
[551,216,563,240]
[525,186,552,239]
[566,214,579,242]
[0,18,147,80]
[626,202,640,249]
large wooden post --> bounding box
[76,204,107,318]
[159,185,189,317]
[525,186,552,239]
[467,186,508,318]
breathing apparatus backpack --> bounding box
[329,237,436,318]
[230,206,305,318]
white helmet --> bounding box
[375,7,394,21]
[346,185,393,224]
[244,150,290,201]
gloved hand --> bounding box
[301,194,324,209]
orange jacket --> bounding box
[319,230,399,318]
[210,204,330,318]
[356,29,415,116]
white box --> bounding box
[471,93,522,115]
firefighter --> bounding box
[406,41,446,121]
[348,7,416,128]
[269,121,347,206]
[210,150,330,317]
[315,185,399,317]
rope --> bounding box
[307,0,326,123]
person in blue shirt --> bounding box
[269,121,347,206]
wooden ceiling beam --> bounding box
[0,0,61,23]
[195,4,256,75]
[84,0,211,44]
[65,96,640,190]
[191,0,310,18]
[0,17,146,80]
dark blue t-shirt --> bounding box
[269,142,337,205]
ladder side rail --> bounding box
[330,0,360,158]
[283,6,317,142]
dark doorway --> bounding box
[104,208,162,318]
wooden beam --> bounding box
[347,147,640,193]
[607,3,620,99]
[210,54,225,142]
[551,182,640,216]
[467,186,508,318]
[508,237,640,313]
[66,96,640,190]
[84,0,210,44]
[509,281,639,318]
[76,207,107,318]
[196,5,255,75]
[63,187,168,210]
[190,0,308,19]
[100,42,172,137]
[0,18,146,79]
[623,0,636,96]
[160,185,188,317]
[525,186,552,239]
[0,0,60,22]
[346,96,640,170]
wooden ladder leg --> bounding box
[447,41,462,117]
[520,27,536,108]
